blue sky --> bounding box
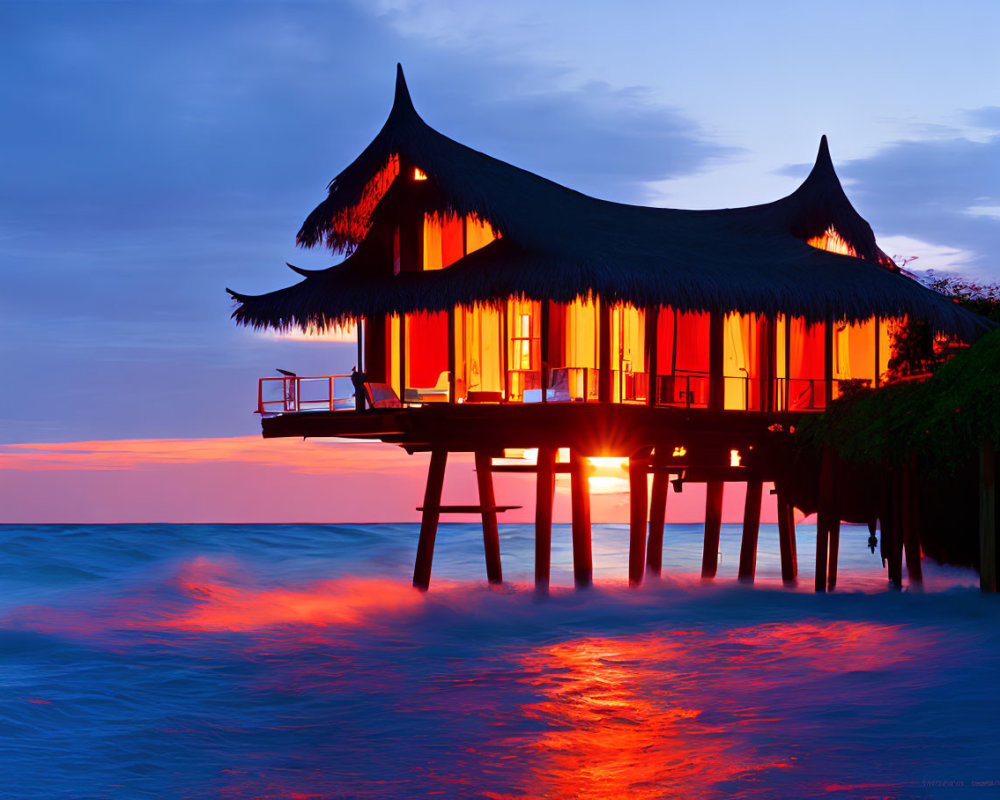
[1,0,998,445]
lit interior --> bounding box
[404,311,449,402]
[454,303,502,399]
[807,225,857,257]
[611,304,645,403]
[506,298,541,401]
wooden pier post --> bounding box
[570,450,593,588]
[535,446,556,592]
[646,447,669,577]
[815,447,835,592]
[702,481,724,579]
[827,516,841,590]
[738,478,763,583]
[413,448,448,591]
[901,456,923,585]
[474,451,503,585]
[776,495,798,584]
[599,303,612,402]
[885,469,904,588]
[628,454,649,586]
[815,511,829,593]
[981,439,997,593]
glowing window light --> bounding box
[267,321,357,342]
[672,446,687,457]
[588,456,628,469]
[516,314,532,370]
[806,226,856,257]
[413,167,428,181]
[730,449,742,467]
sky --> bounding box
[1,0,998,521]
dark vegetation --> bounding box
[787,275,999,571]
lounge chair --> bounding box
[364,382,403,409]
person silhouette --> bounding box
[351,366,367,411]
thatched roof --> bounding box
[228,65,993,340]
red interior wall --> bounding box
[675,311,710,373]
[407,311,449,387]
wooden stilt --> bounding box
[599,303,612,402]
[887,470,904,588]
[777,496,798,584]
[980,439,997,593]
[738,478,763,583]
[902,457,922,584]
[646,448,669,577]
[815,510,829,593]
[474,451,502,585]
[702,481,724,579]
[570,450,593,588]
[787,502,798,572]
[815,448,835,592]
[535,447,556,592]
[413,449,448,591]
[628,455,648,586]
[827,517,840,590]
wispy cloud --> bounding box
[834,126,1000,275]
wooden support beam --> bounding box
[702,480,724,578]
[599,301,612,402]
[981,439,997,593]
[827,517,841,590]
[475,451,502,585]
[570,450,593,588]
[628,455,649,587]
[356,317,364,373]
[777,496,798,584]
[535,446,556,592]
[902,456,922,584]
[413,449,447,591]
[646,306,658,407]
[738,478,763,583]
[815,447,835,592]
[540,301,550,402]
[815,510,830,593]
[646,447,669,577]
[399,313,407,397]
[417,505,519,514]
[886,469,904,589]
[491,463,574,474]
[447,309,456,404]
[709,313,724,411]
[824,314,834,408]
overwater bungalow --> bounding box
[229,66,990,591]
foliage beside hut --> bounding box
[792,321,999,585]
[797,319,1000,475]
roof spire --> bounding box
[814,134,834,173]
[393,63,415,116]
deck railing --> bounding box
[650,375,900,411]
[258,372,920,415]
[257,375,355,415]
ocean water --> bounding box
[0,522,997,799]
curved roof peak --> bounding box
[815,134,832,169]
[391,63,417,120]
[803,134,837,184]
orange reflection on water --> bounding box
[510,635,788,798]
[505,620,923,798]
